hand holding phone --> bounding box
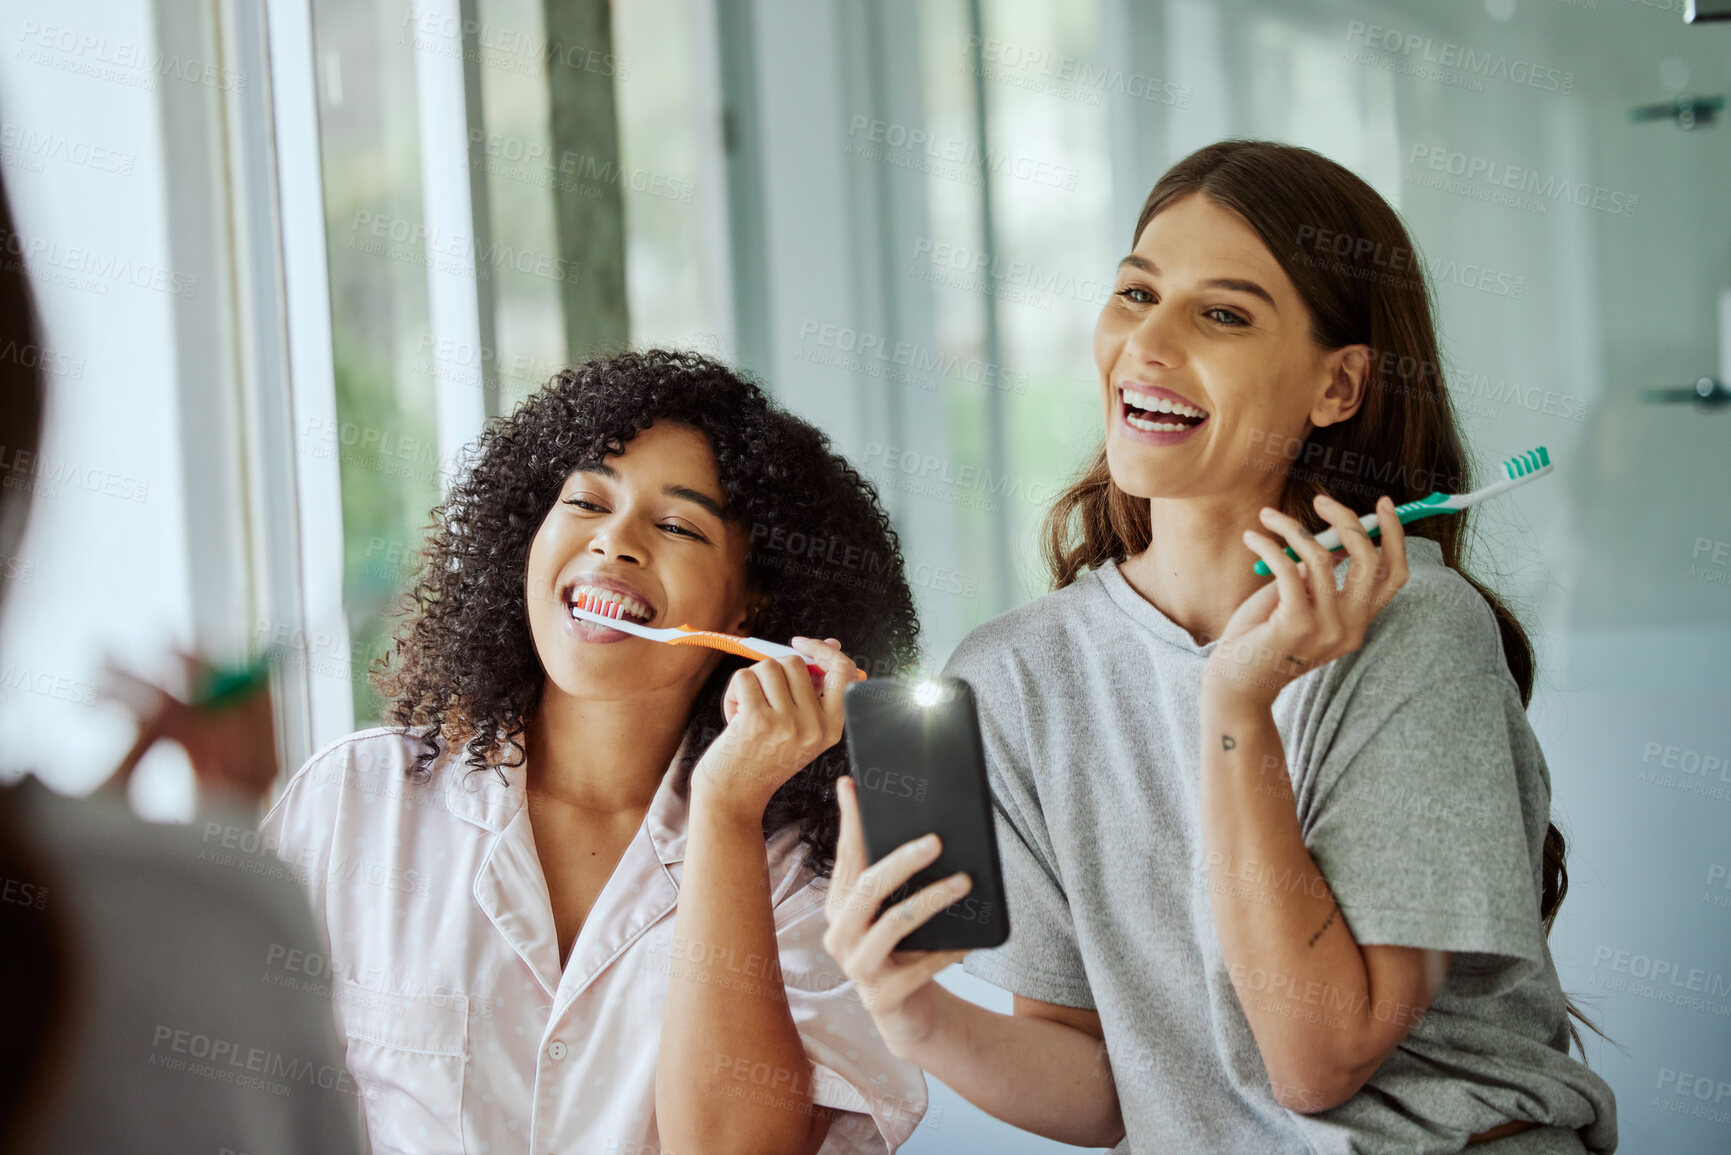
[821,677,1010,1055]
[820,773,974,1059]
[836,677,1008,951]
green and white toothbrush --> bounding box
[1252,446,1553,575]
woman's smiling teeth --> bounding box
[568,586,654,624]
[1121,386,1208,432]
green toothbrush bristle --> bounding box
[1504,446,1549,479]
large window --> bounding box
[307,0,727,724]
[309,0,442,725]
[916,0,1117,620]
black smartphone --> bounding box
[841,677,1008,951]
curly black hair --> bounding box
[373,349,921,875]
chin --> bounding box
[542,660,653,704]
[537,640,711,707]
[1104,435,1178,500]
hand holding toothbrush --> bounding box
[1207,493,1412,708]
[1251,446,1552,576]
[691,637,860,823]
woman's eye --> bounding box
[1205,306,1249,327]
[564,498,607,512]
[660,522,705,540]
[1116,286,1154,305]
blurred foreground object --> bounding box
[100,651,279,808]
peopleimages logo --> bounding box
[962,35,1190,108]
[467,129,694,203]
[0,225,200,298]
[1590,945,1731,1007]
[399,7,628,81]
[845,116,1079,191]
[1343,21,1574,94]
[909,238,1115,309]
[795,317,1027,394]
[346,210,582,285]
[14,21,248,92]
[1407,144,1638,219]
[0,123,135,176]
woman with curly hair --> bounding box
[260,350,928,1155]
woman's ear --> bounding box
[732,590,766,636]
[1311,344,1371,429]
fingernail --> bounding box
[948,873,971,892]
[918,834,939,851]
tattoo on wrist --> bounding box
[1222,734,1237,751]
[1307,904,1339,949]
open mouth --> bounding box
[563,581,655,626]
[1120,385,1209,433]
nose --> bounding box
[586,516,649,565]
[1123,299,1182,370]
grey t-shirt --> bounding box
[948,538,1617,1154]
[9,777,366,1155]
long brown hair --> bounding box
[1046,140,1593,1048]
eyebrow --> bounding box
[577,462,730,520]
[1118,255,1278,310]
[664,485,728,520]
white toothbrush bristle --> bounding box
[568,586,654,624]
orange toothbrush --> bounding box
[569,590,864,681]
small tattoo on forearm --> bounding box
[1307,904,1339,948]
[1222,735,1237,751]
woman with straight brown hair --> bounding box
[818,140,1618,1153]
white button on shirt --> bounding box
[259,727,928,1155]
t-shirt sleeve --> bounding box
[1302,651,1547,976]
[945,639,1095,1010]
[768,865,929,1154]
[257,741,350,951]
